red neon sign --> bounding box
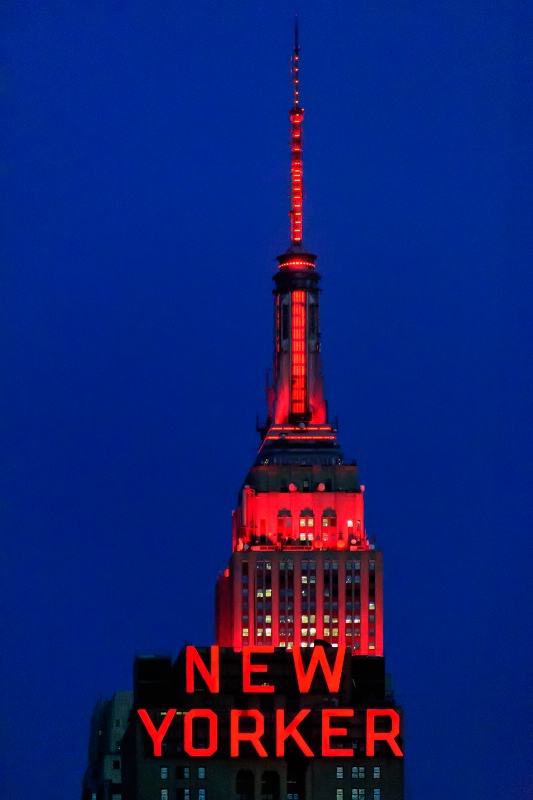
[292,645,345,693]
[366,709,403,756]
[275,709,313,756]
[184,709,218,757]
[242,645,275,692]
[138,706,403,758]
[322,709,354,757]
[230,709,268,757]
[137,648,403,758]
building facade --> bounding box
[82,691,133,800]
[83,27,404,800]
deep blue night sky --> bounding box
[2,2,532,798]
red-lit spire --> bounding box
[289,18,304,246]
[215,24,381,660]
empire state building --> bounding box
[215,25,382,659]
[83,23,404,800]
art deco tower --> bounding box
[215,26,383,658]
[94,27,404,800]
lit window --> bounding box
[336,790,344,800]
[266,628,272,636]
[266,589,272,597]
[332,628,338,637]
[336,766,344,778]
[324,627,330,636]
[300,519,306,527]
[324,615,330,623]
[257,629,263,636]
[369,602,375,610]
[198,790,206,800]
[266,615,272,623]
[369,643,375,650]
[176,766,190,779]
[352,767,365,779]
[242,628,248,637]
[373,791,381,800]
[257,590,263,598]
[160,766,168,779]
[351,790,365,799]
[198,766,205,779]
[301,614,308,622]
[373,767,380,779]
[310,614,316,622]
[310,627,316,635]
[323,519,329,527]
[161,791,168,800]
[301,628,308,636]
[347,520,354,528]
[301,575,308,583]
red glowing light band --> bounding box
[291,290,307,414]
[264,434,336,441]
[280,259,315,270]
[268,425,334,432]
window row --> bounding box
[336,767,381,779]
[335,791,381,799]
[163,791,205,800]
[161,766,206,779]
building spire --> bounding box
[293,16,300,106]
[289,16,304,247]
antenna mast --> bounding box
[289,17,304,247]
